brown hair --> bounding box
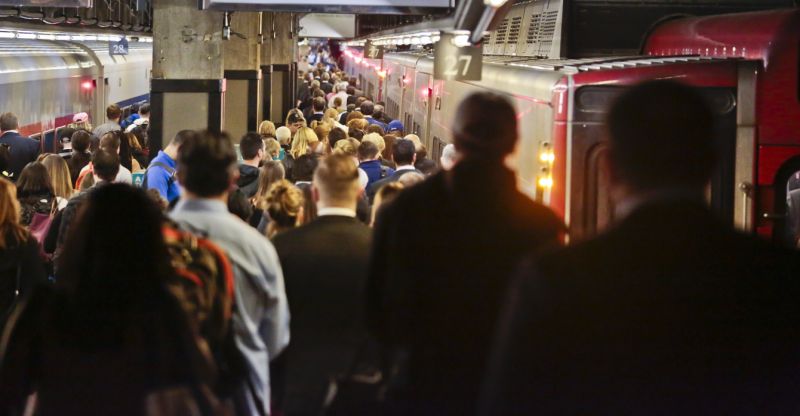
[258,120,276,138]
[0,178,27,249]
[347,118,368,132]
[332,138,360,158]
[346,111,364,124]
[371,181,404,226]
[253,161,286,211]
[106,104,122,120]
[42,154,74,200]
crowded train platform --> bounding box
[0,0,799,415]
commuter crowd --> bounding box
[0,49,798,416]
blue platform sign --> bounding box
[132,172,145,187]
[109,37,129,56]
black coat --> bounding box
[367,160,564,415]
[366,168,421,202]
[273,215,372,415]
[482,200,800,415]
[0,233,46,330]
[0,132,39,180]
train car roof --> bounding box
[0,39,96,85]
[644,9,799,68]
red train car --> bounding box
[645,9,800,241]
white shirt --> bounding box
[328,91,348,111]
[396,165,416,172]
[317,207,357,218]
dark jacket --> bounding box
[273,215,373,415]
[0,132,39,180]
[308,112,324,124]
[482,200,800,415]
[366,168,421,202]
[415,156,438,176]
[359,159,393,191]
[66,152,91,187]
[367,160,564,415]
[320,81,333,95]
[237,164,260,198]
[0,285,216,416]
[17,192,55,226]
[0,232,46,330]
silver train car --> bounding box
[346,50,751,240]
[0,37,152,151]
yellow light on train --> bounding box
[538,176,553,189]
[539,152,555,163]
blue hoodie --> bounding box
[359,159,394,189]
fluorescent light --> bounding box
[0,32,14,39]
[37,34,56,40]
[17,33,36,39]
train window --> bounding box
[575,86,623,113]
[586,144,615,235]
[701,89,736,115]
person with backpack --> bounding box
[357,139,393,192]
[144,130,194,204]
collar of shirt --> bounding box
[396,165,415,172]
[156,150,176,168]
[295,181,312,186]
[173,198,229,215]
[317,207,357,218]
[1,130,19,135]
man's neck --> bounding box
[183,191,228,204]
[163,147,177,160]
[317,201,357,214]
[243,159,260,168]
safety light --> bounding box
[538,176,553,189]
[354,57,362,64]
[539,152,555,163]
[81,80,95,90]
[377,69,387,78]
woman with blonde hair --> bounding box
[265,179,304,239]
[258,120,277,139]
[371,181,404,226]
[41,154,74,209]
[0,178,45,327]
[346,111,364,124]
[290,127,319,159]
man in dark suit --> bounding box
[367,92,564,416]
[273,154,373,416]
[307,97,326,124]
[0,112,39,180]
[367,139,420,201]
[481,81,800,415]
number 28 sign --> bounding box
[434,33,482,81]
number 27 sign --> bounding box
[434,33,482,81]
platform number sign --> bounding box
[109,37,129,56]
[365,41,384,60]
[434,33,482,81]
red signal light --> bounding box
[81,80,95,90]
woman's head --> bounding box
[259,120,276,138]
[58,184,170,303]
[17,162,53,198]
[254,161,286,210]
[265,180,304,238]
[0,178,27,249]
[346,111,364,124]
[371,181,404,226]
[291,127,319,159]
[264,138,281,160]
[323,108,339,123]
[42,154,74,199]
[332,137,359,158]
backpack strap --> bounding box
[379,165,390,179]
[144,161,176,188]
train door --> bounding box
[401,65,417,136]
[384,61,404,120]
[569,85,738,241]
[412,70,432,141]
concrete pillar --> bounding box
[261,12,297,125]
[223,12,263,141]
[150,0,225,152]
